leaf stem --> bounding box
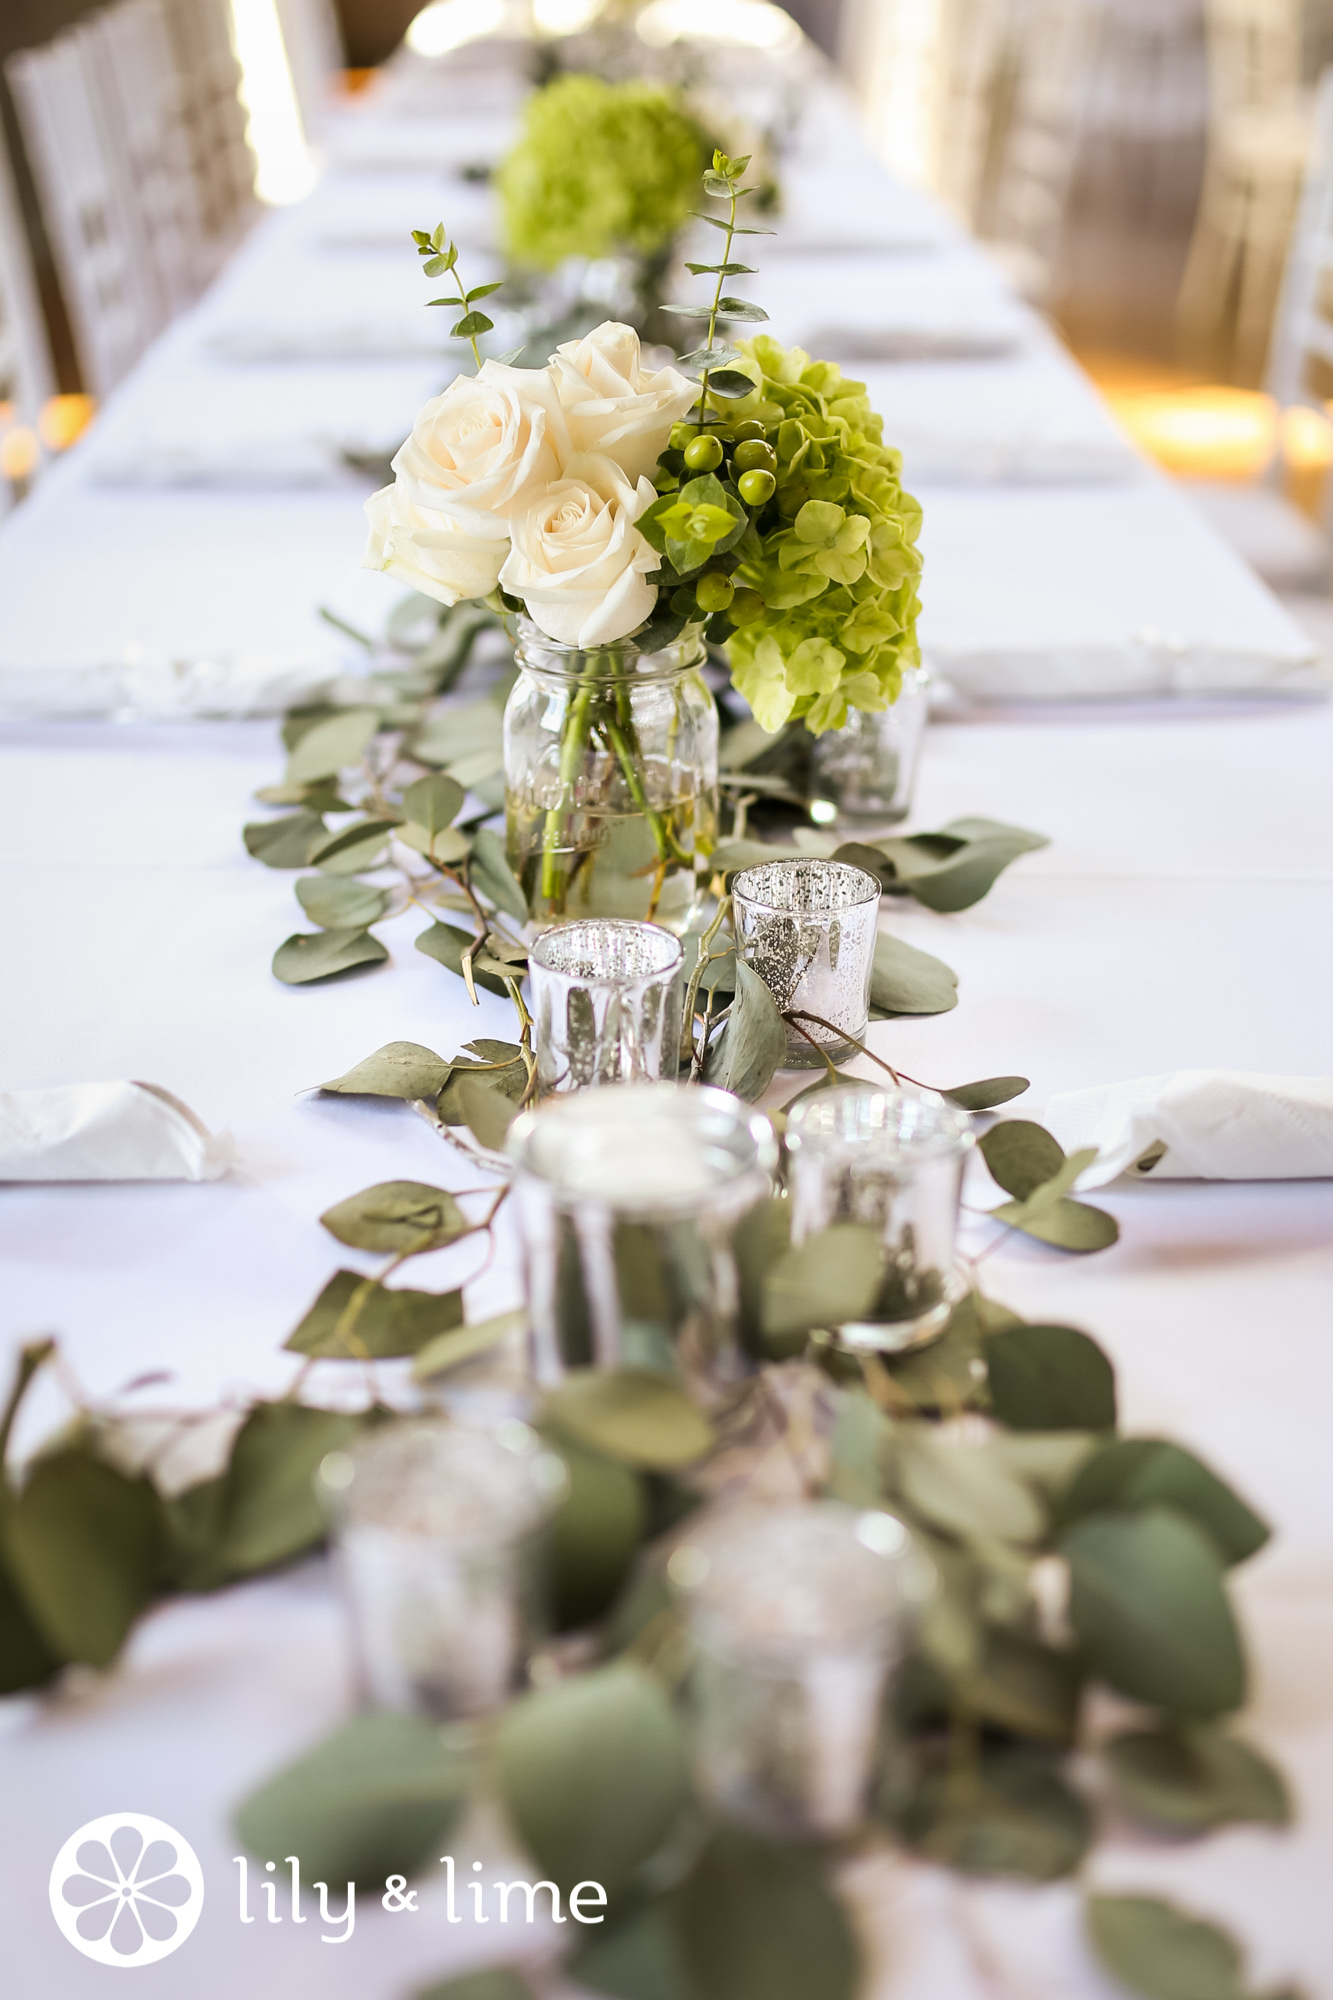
[698,179,739,428]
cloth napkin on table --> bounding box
[1042,1072,1333,1186]
[0,1083,234,1182]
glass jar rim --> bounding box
[507,1082,778,1214]
[530,917,684,984]
[732,857,882,914]
[513,614,707,682]
[320,1417,566,1543]
[786,1083,974,1159]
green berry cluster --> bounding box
[632,415,789,649]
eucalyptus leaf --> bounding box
[285,1270,464,1359]
[943,1077,1030,1111]
[733,1195,792,1357]
[244,811,327,869]
[3,1453,163,1667]
[321,1180,468,1254]
[411,702,503,768]
[543,1371,713,1471]
[1087,1895,1253,2000]
[412,1309,526,1383]
[0,1558,63,1692]
[470,828,528,922]
[309,817,395,873]
[295,875,390,929]
[398,823,472,865]
[273,927,389,985]
[437,1047,529,1122]
[956,1626,1082,1743]
[235,1710,468,1891]
[284,708,380,783]
[1059,1438,1269,1567]
[320,1041,454,1100]
[761,1223,885,1343]
[402,771,466,834]
[1061,1506,1246,1716]
[978,1121,1067,1200]
[1105,1726,1289,1832]
[568,1897,695,2000]
[416,1975,537,2000]
[497,1664,691,1898]
[871,822,1048,913]
[675,1826,860,2000]
[870,933,958,1016]
[456,1073,521,1151]
[903,1743,1091,1881]
[825,1389,893,1507]
[985,1324,1117,1432]
[701,960,787,1100]
[898,1431,1048,1547]
[416,921,510,997]
[213,1403,361,1575]
[990,1196,1120,1252]
[546,1437,647,1630]
[879,1290,1014,1414]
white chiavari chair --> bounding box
[0,134,55,426]
[1178,0,1311,384]
[6,27,160,397]
[160,0,259,269]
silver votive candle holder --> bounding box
[808,665,930,825]
[508,1082,778,1384]
[785,1084,974,1352]
[529,918,684,1096]
[319,1418,566,1719]
[669,1502,929,1839]
[731,857,880,1067]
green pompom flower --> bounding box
[723,336,923,735]
[498,75,708,271]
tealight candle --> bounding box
[731,857,880,1067]
[320,1418,566,1719]
[785,1084,974,1351]
[669,1501,930,1838]
[507,1082,778,1382]
[529,918,684,1096]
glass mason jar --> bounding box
[503,617,719,934]
[809,665,931,824]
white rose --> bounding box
[363,481,506,607]
[551,322,697,485]
[499,454,659,648]
[391,359,570,539]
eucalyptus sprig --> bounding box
[411,223,506,370]
[665,148,773,417]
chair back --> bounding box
[0,134,55,426]
[1267,66,1333,414]
[274,0,346,144]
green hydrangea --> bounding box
[724,336,923,734]
[498,75,707,270]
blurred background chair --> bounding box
[273,0,346,145]
[0,128,55,509]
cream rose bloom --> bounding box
[363,481,506,608]
[499,453,659,647]
[551,322,697,486]
[391,359,570,539]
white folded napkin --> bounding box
[0,1083,235,1182]
[1042,1072,1333,1186]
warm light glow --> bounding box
[407,0,509,56]
[534,0,604,31]
[1281,403,1333,471]
[1104,386,1278,481]
[39,393,96,451]
[1,425,40,482]
[635,0,801,52]
[229,0,317,204]
[850,0,943,188]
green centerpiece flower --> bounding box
[497,73,707,272]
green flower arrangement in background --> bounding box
[497,73,707,271]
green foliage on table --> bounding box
[1087,1894,1304,2000]
[498,75,707,270]
[978,1117,1120,1253]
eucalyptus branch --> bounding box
[698,176,739,426]
[782,1010,902,1086]
[412,224,503,373]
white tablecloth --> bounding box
[1,37,1331,2000]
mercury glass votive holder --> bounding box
[530,918,684,1096]
[808,666,930,825]
[785,1085,974,1352]
[731,858,881,1067]
[319,1418,566,1720]
[669,1502,929,1839]
[507,1083,778,1384]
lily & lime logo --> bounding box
[49,1813,205,1966]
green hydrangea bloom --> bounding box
[724,335,923,734]
[498,75,707,270]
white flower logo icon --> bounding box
[49,1813,205,1967]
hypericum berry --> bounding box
[683,433,724,472]
[696,572,735,613]
[737,468,776,507]
[733,439,777,474]
[731,418,766,442]
[729,588,765,624]
[670,423,699,450]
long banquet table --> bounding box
[2,32,1332,2000]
